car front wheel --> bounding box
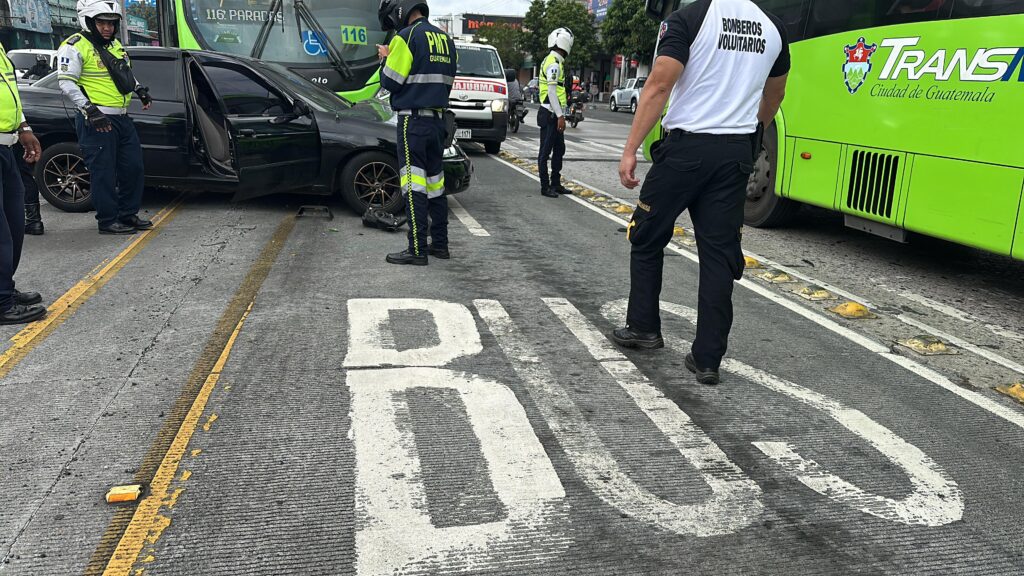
[338,151,403,214]
[630,99,637,114]
[35,142,93,212]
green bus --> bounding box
[156,0,388,102]
[643,0,1024,260]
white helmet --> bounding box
[548,27,574,55]
[77,0,122,31]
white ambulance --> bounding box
[450,41,508,154]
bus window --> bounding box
[755,0,810,41]
[951,0,1024,17]
[805,0,877,39]
[879,0,952,25]
[185,0,387,66]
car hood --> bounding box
[333,99,397,125]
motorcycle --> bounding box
[508,101,528,133]
[567,90,588,128]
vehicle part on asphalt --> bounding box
[362,204,407,232]
[296,205,334,220]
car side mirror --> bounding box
[272,99,312,124]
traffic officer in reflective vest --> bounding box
[57,0,153,235]
[378,0,457,265]
[0,43,47,324]
[611,0,790,385]
[537,28,573,198]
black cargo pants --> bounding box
[536,107,565,191]
[625,130,753,370]
[398,113,449,256]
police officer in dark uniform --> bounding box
[610,0,790,385]
[378,0,457,265]
[0,42,47,324]
[537,27,574,198]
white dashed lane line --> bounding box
[448,196,490,237]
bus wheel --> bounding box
[744,123,798,228]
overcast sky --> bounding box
[428,0,533,18]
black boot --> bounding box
[386,249,428,266]
[24,203,43,235]
[0,303,46,325]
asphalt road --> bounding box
[1,137,1023,575]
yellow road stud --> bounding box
[996,383,1024,404]
[797,285,837,301]
[757,270,796,284]
[577,188,594,197]
[614,204,634,215]
[743,256,762,269]
[592,196,608,203]
[829,301,876,319]
[897,335,955,355]
[106,484,144,504]
[672,226,687,237]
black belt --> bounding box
[669,129,753,144]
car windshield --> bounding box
[8,53,42,69]
[185,0,388,66]
[455,46,503,78]
[258,61,352,112]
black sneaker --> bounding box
[554,184,573,195]
[685,353,721,386]
[609,326,664,349]
[121,215,154,230]
[99,222,137,235]
[0,303,46,325]
[541,188,559,198]
[428,245,450,259]
[14,290,42,305]
[386,249,428,266]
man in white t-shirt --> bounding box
[610,0,790,386]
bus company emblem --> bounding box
[843,37,877,94]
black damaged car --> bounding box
[20,47,471,214]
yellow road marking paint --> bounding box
[995,383,1024,404]
[829,301,877,319]
[201,413,218,432]
[101,303,254,575]
[897,335,956,356]
[0,196,185,379]
[96,215,296,575]
[189,449,202,458]
[179,470,192,482]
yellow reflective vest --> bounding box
[0,43,23,133]
[59,33,132,108]
[538,52,567,110]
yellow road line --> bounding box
[100,300,254,575]
[0,196,186,379]
[91,215,297,576]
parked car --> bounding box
[609,77,645,114]
[523,77,539,103]
[20,47,472,215]
[7,49,57,82]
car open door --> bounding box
[186,53,321,202]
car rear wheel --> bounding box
[484,141,501,154]
[35,142,93,212]
[744,122,799,228]
[630,99,637,114]
[338,151,403,214]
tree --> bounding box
[601,0,659,66]
[522,0,548,68]
[543,0,597,73]
[477,24,526,70]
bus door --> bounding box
[184,53,321,201]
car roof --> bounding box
[8,49,57,55]
[454,42,498,51]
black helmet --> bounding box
[378,0,429,31]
